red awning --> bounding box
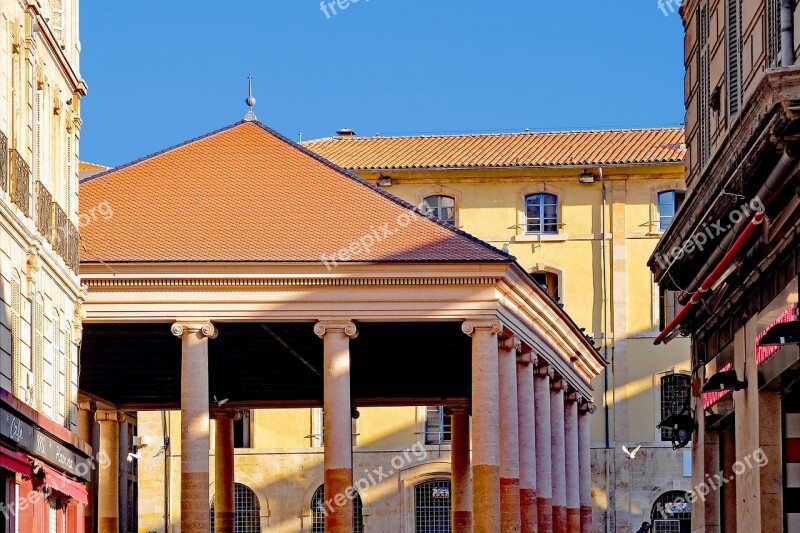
[41,465,88,505]
[0,446,32,477]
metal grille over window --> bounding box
[660,374,691,441]
[651,490,691,533]
[525,193,559,234]
[423,195,456,224]
[415,480,452,533]
[209,483,261,533]
[425,406,451,445]
[310,484,364,533]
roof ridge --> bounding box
[303,127,684,143]
[248,121,514,262]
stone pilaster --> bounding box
[95,410,124,533]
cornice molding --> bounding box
[82,276,502,288]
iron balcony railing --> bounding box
[67,220,79,273]
[35,182,52,240]
[53,203,69,262]
[9,149,29,216]
[0,131,7,193]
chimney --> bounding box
[336,128,356,138]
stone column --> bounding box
[77,401,95,533]
[565,392,580,533]
[550,378,567,533]
[172,321,217,533]
[578,401,596,533]
[462,319,502,532]
[499,334,522,533]
[315,321,359,533]
[95,410,123,533]
[450,407,472,533]
[214,411,239,533]
[516,348,537,533]
[534,362,554,532]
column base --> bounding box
[473,464,501,530]
[325,467,354,533]
[519,489,539,533]
[98,517,118,533]
[520,488,538,532]
[500,477,522,532]
[567,507,580,533]
[537,497,552,532]
[552,505,567,533]
[182,471,211,531]
[580,505,593,533]
[214,510,235,533]
[454,510,473,533]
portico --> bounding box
[76,120,604,532]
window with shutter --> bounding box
[34,297,44,413]
[698,4,711,166]
[10,280,21,398]
[726,0,742,119]
[768,0,782,68]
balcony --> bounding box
[53,203,69,262]
[0,131,7,192]
[9,149,29,216]
[36,182,53,240]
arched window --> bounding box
[210,483,261,532]
[657,190,685,231]
[525,193,559,234]
[660,373,691,441]
[311,484,364,533]
[651,490,691,533]
[423,195,456,224]
[415,480,452,532]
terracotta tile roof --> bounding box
[79,121,511,263]
[78,161,108,172]
[302,128,686,170]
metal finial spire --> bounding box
[244,74,257,121]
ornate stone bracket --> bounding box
[534,360,555,379]
[550,377,566,391]
[314,321,358,339]
[498,335,521,352]
[579,400,598,415]
[516,347,537,366]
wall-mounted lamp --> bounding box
[578,172,596,184]
[758,320,800,346]
[377,175,393,187]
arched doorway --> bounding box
[414,480,452,532]
[651,490,691,533]
[210,482,261,532]
[310,484,364,533]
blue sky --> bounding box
[79,0,686,167]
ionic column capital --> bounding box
[314,321,358,339]
[579,400,597,415]
[516,347,536,365]
[171,321,218,339]
[211,410,243,421]
[461,319,502,337]
[94,410,125,424]
[534,360,555,379]
[78,400,95,412]
[498,335,521,352]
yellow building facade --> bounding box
[129,128,695,532]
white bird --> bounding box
[622,445,642,459]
